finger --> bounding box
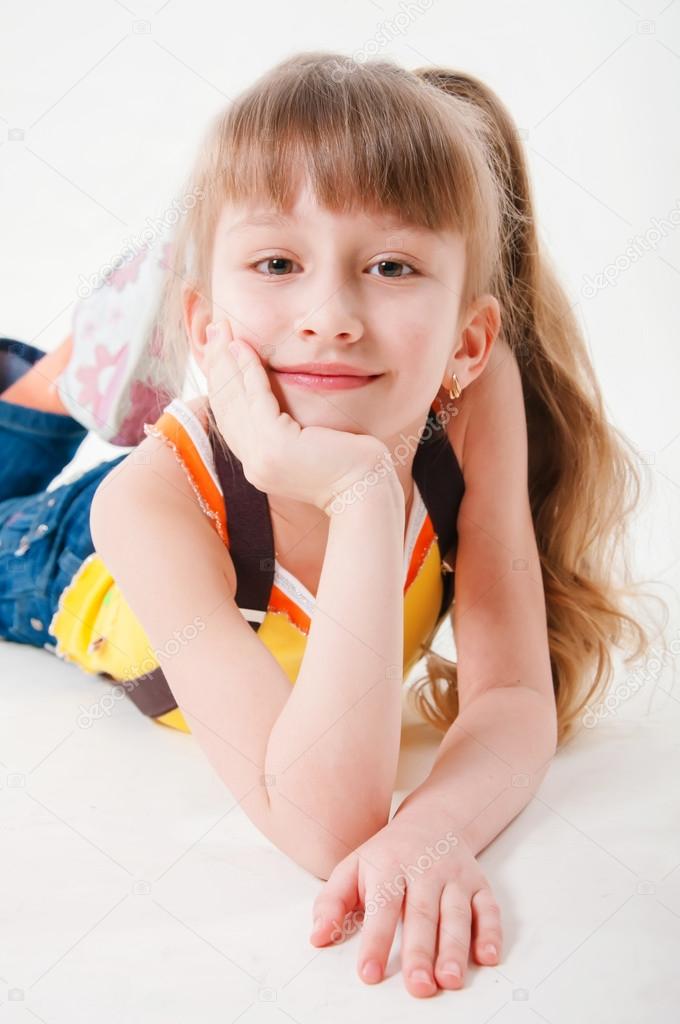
[470,885,502,965]
[355,872,404,986]
[204,325,241,391]
[433,881,472,990]
[204,326,249,427]
[204,320,233,364]
[230,340,281,423]
[400,880,444,997]
[204,322,242,395]
[309,853,360,948]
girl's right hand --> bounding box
[203,320,399,515]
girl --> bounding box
[0,52,665,999]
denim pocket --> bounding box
[0,490,67,602]
[11,590,57,647]
[1,499,43,536]
[0,491,60,555]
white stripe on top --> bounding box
[165,398,428,618]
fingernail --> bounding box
[361,959,382,983]
[440,961,462,979]
[410,968,433,986]
[206,322,218,342]
[311,917,324,934]
[484,943,498,959]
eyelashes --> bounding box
[246,255,419,280]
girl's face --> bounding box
[199,178,476,445]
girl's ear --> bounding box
[449,293,502,389]
[182,284,212,370]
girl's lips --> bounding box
[272,371,383,390]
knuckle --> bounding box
[439,932,470,955]
[407,898,437,923]
[403,943,434,962]
[444,900,472,921]
[409,905,436,929]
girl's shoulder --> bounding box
[139,393,228,543]
[92,392,237,595]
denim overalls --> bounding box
[0,337,127,647]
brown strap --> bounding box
[206,408,276,630]
[411,406,465,621]
[122,404,463,719]
[122,666,179,718]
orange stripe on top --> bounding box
[268,515,439,639]
[404,515,436,592]
[143,411,228,544]
[146,401,441,639]
[268,586,312,635]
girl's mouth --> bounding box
[272,371,383,390]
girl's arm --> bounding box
[265,470,406,865]
[308,343,557,985]
[89,416,403,879]
[393,341,558,847]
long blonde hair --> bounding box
[157,51,669,750]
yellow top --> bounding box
[48,399,446,733]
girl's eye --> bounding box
[250,256,299,276]
[248,256,418,278]
[367,259,417,279]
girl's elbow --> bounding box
[311,809,390,880]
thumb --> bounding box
[310,853,360,947]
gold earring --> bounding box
[447,372,462,400]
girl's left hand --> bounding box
[309,813,503,998]
[203,322,393,514]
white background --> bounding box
[1,1,679,1021]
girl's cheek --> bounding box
[214,287,278,343]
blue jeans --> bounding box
[0,337,127,648]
